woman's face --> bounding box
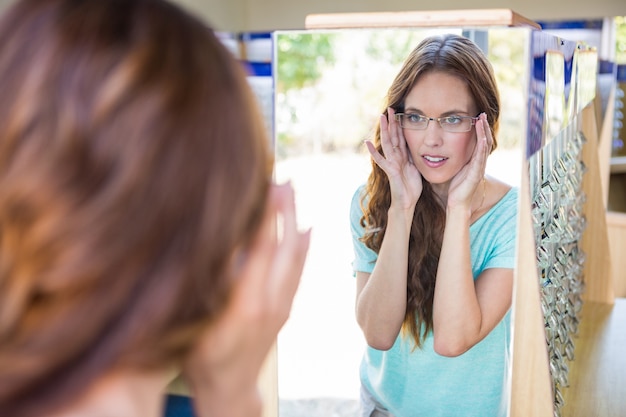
[402,71,478,188]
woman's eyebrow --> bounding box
[402,106,471,116]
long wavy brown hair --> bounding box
[360,34,500,348]
[0,0,272,416]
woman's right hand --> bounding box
[357,111,417,348]
[182,183,311,417]
[365,108,422,210]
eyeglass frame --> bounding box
[394,112,480,133]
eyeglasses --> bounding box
[394,113,479,133]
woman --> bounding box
[0,1,310,417]
[351,34,518,417]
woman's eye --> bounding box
[407,114,423,123]
[445,116,462,125]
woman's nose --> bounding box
[422,122,444,147]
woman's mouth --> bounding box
[422,155,448,167]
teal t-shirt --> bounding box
[350,185,519,417]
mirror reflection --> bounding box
[274,28,525,417]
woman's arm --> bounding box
[356,205,414,350]
[432,114,513,356]
[432,203,513,357]
[356,109,423,350]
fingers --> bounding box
[232,183,310,318]
[365,139,386,168]
[182,183,310,387]
[384,108,405,153]
[476,113,493,155]
[379,113,393,157]
[386,108,400,149]
[470,113,490,178]
[379,109,402,151]
[232,200,276,301]
[366,108,408,171]
[450,114,489,206]
[269,183,311,308]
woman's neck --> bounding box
[430,181,452,208]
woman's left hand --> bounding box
[447,113,492,211]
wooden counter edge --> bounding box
[305,9,541,30]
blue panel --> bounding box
[163,394,196,417]
[537,19,603,30]
[245,61,273,76]
[618,64,626,82]
[598,59,615,75]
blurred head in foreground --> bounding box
[0,0,276,415]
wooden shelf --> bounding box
[607,212,626,297]
[305,9,541,30]
[561,299,626,417]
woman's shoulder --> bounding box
[351,183,368,211]
[472,178,516,225]
[471,179,516,228]
[487,178,518,212]
[352,183,367,199]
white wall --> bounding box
[174,0,244,31]
[0,0,243,31]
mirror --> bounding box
[273,26,528,416]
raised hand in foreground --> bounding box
[183,183,311,417]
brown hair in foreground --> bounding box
[0,0,272,415]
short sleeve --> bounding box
[483,228,516,270]
[470,188,519,275]
[350,185,378,275]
